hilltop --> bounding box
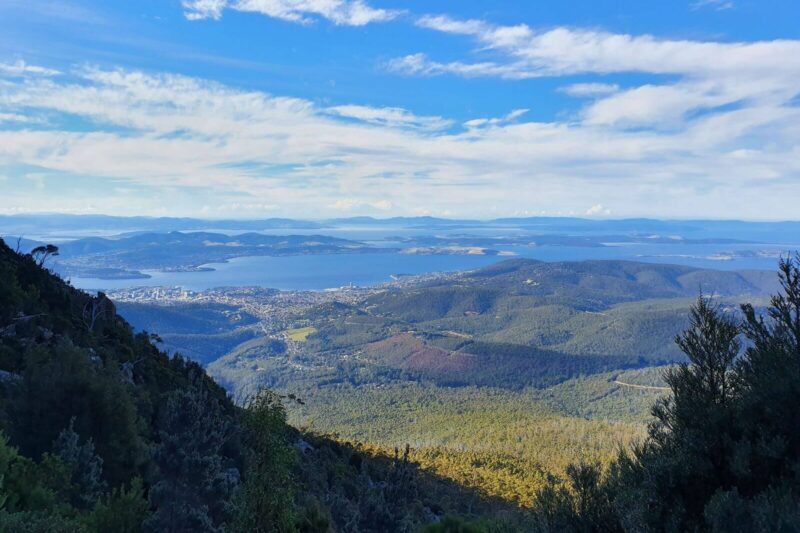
[190,258,774,397]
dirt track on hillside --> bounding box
[613,380,670,392]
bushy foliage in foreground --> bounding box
[529,256,800,532]
[0,239,262,531]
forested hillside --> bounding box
[201,258,774,401]
[0,239,525,531]
[0,237,289,530]
[3,236,799,532]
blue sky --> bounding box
[1,0,799,219]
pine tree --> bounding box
[145,383,239,532]
[51,417,106,509]
[531,257,800,531]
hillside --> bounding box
[197,258,773,400]
[117,301,262,365]
[0,237,249,530]
[0,238,690,530]
[2,238,798,531]
[0,238,530,531]
[371,258,776,313]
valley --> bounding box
[111,257,775,509]
[0,214,796,529]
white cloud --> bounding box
[505,109,529,121]
[386,53,527,79]
[401,15,800,80]
[585,204,611,216]
[463,108,528,129]
[0,113,38,123]
[182,0,399,26]
[1,63,799,219]
[331,198,393,211]
[183,0,227,20]
[415,15,486,35]
[0,60,60,77]
[392,16,800,132]
[691,0,735,11]
[324,105,452,130]
[561,83,620,97]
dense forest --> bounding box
[1,237,799,531]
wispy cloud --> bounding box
[690,0,735,11]
[1,63,799,219]
[182,0,400,26]
[183,0,226,20]
[463,109,528,129]
[398,14,800,80]
[324,105,453,131]
[330,198,392,211]
[385,53,527,79]
[390,15,800,131]
[0,113,40,123]
[560,83,620,97]
[0,60,61,77]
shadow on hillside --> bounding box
[294,431,529,530]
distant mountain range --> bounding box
[10,228,776,281]
[3,213,800,243]
[3,214,798,281]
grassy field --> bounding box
[287,326,317,342]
